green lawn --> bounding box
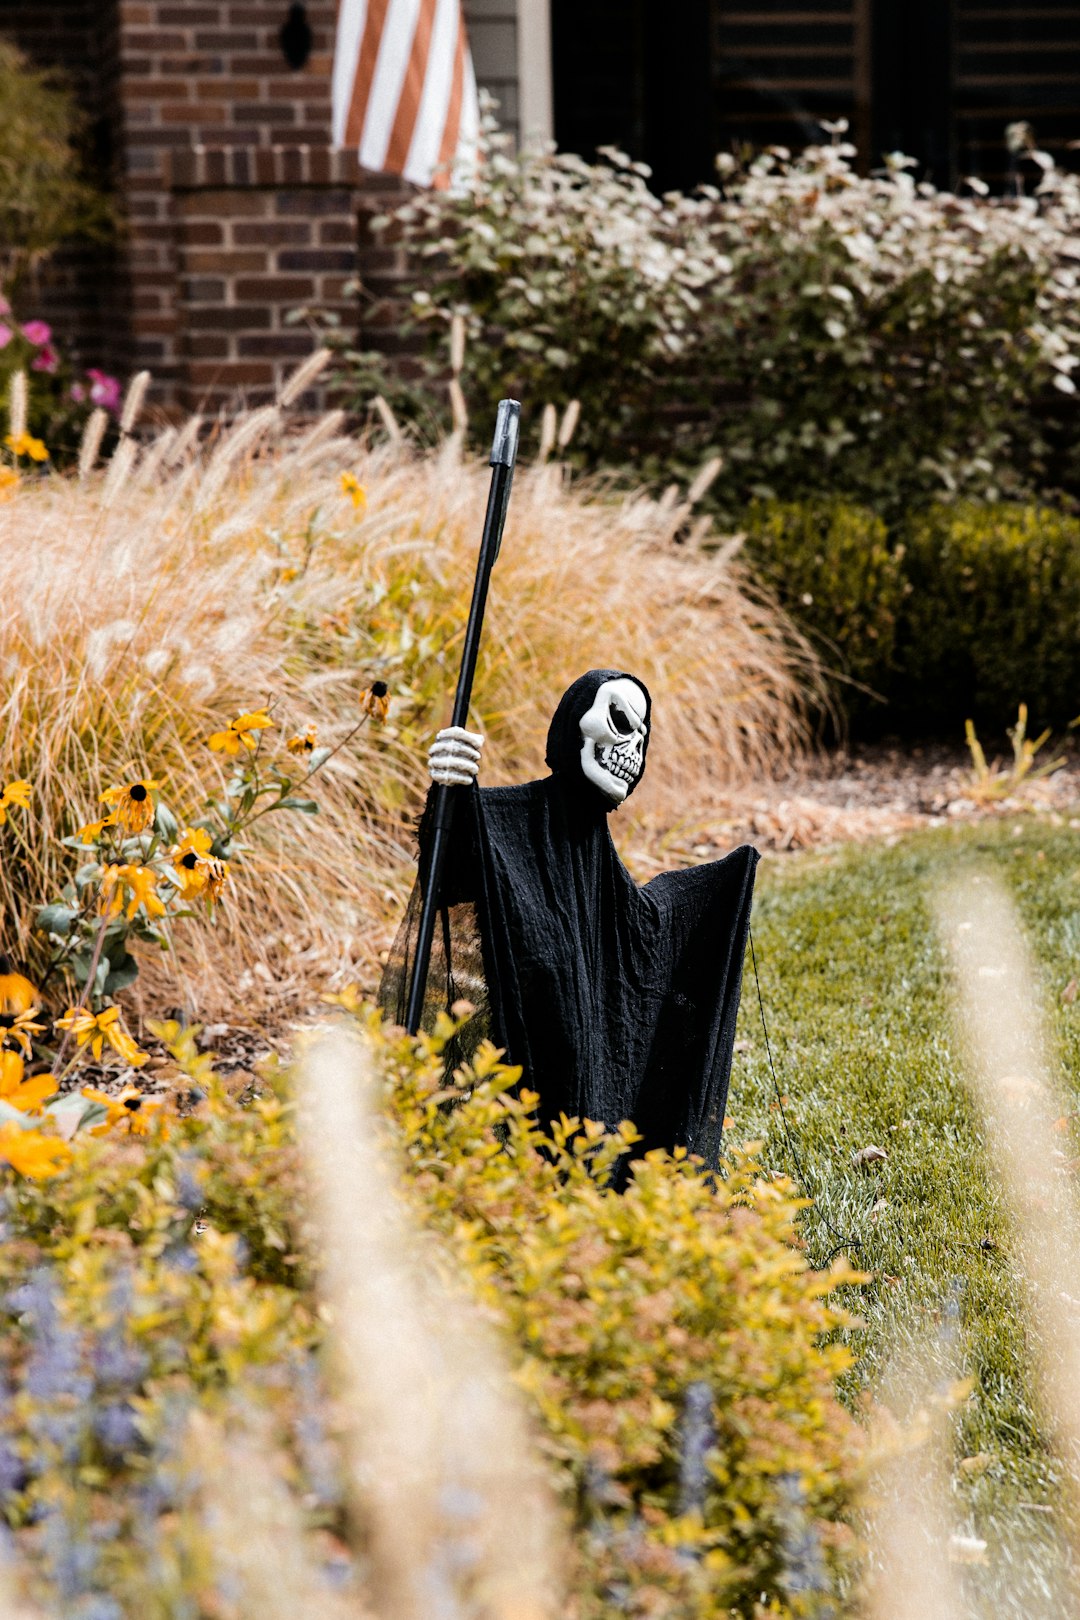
[733,819,1080,1613]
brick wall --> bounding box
[2,0,511,414]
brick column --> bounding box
[170,145,413,412]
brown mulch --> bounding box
[629,739,1080,873]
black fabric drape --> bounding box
[380,671,759,1172]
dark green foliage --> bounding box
[895,503,1080,731]
[743,500,906,715]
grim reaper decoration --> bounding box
[381,670,759,1173]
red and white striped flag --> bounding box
[332,0,480,189]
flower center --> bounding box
[370,680,388,698]
[180,852,199,869]
[129,784,147,802]
[0,1015,15,1029]
[123,1097,142,1111]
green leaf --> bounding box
[275,798,320,814]
[154,801,179,842]
[0,1100,41,1131]
[103,952,139,996]
[36,902,77,937]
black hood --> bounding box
[543,669,652,808]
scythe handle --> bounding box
[404,399,521,1036]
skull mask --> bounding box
[578,677,649,805]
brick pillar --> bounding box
[170,145,413,412]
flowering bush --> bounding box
[340,119,1080,515]
[0,1009,866,1616]
[0,316,122,469]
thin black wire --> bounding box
[748,926,860,1269]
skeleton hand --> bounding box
[428,726,484,787]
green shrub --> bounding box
[0,41,112,292]
[743,499,905,713]
[327,120,1080,516]
[896,502,1080,730]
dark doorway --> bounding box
[551,0,715,192]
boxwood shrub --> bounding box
[895,503,1080,732]
[742,499,906,722]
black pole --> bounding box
[404,399,521,1035]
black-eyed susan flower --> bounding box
[0,956,39,1015]
[203,859,230,904]
[0,780,31,825]
[76,813,117,845]
[0,1053,54,1115]
[287,726,318,755]
[4,432,47,463]
[101,778,160,836]
[81,1085,165,1137]
[99,862,166,921]
[340,472,367,509]
[55,1006,148,1068]
[0,1007,46,1059]
[361,680,389,723]
[0,469,18,502]
[0,1123,72,1179]
[168,828,213,899]
[207,708,273,755]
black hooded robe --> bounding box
[381,670,759,1173]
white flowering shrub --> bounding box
[348,120,1080,515]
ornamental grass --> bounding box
[0,373,813,1021]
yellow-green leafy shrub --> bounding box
[897,502,1080,730]
[744,500,905,716]
[0,1013,866,1617]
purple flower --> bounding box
[0,324,11,351]
[20,320,51,346]
[87,369,122,413]
[31,344,58,374]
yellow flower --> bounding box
[360,680,389,723]
[207,708,273,755]
[340,472,367,509]
[55,1005,148,1068]
[0,780,31,825]
[0,1053,55,1115]
[100,863,166,922]
[0,1124,72,1179]
[203,859,230,904]
[279,566,299,583]
[169,828,213,899]
[76,814,117,845]
[0,1007,45,1059]
[100,778,160,835]
[5,432,48,463]
[287,726,318,755]
[0,956,39,1015]
[81,1085,165,1137]
[0,468,19,501]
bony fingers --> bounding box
[431,766,476,785]
[435,726,484,749]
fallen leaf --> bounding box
[852,1144,888,1171]
[1063,978,1079,1005]
[958,1452,997,1477]
[870,1197,888,1220]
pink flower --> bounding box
[70,382,86,404]
[0,324,11,351]
[20,320,51,346]
[87,369,122,413]
[31,345,58,374]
